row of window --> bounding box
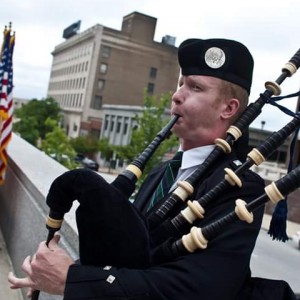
[48,77,86,91]
[53,44,93,66]
[103,115,130,136]
[99,46,158,79]
[95,79,154,97]
[50,93,84,109]
[97,63,156,94]
[51,61,89,78]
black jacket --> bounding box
[63,148,267,300]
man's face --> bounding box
[171,75,227,150]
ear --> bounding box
[220,98,240,120]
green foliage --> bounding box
[13,97,61,146]
[99,138,114,160]
[70,135,101,157]
[115,92,178,183]
[70,135,115,161]
[41,118,78,169]
[13,116,40,145]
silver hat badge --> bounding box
[204,47,226,69]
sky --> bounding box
[2,0,300,131]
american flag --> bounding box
[0,23,15,184]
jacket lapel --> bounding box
[133,162,167,214]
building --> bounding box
[248,127,291,165]
[47,12,179,139]
[13,97,30,110]
[100,104,140,146]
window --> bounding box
[98,79,105,90]
[149,67,157,78]
[123,123,128,135]
[147,83,155,95]
[104,118,109,130]
[110,121,114,132]
[91,95,102,110]
[79,94,83,107]
[100,63,108,74]
[102,46,111,58]
[116,121,121,133]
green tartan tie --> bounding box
[147,151,183,211]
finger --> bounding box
[8,272,34,289]
[7,271,17,285]
[21,256,33,277]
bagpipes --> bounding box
[150,111,300,246]
[32,48,300,299]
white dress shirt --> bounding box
[170,144,215,191]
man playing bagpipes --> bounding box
[8,38,298,299]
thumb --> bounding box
[48,233,61,248]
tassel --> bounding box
[268,197,289,242]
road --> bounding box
[251,230,300,295]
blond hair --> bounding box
[218,80,249,123]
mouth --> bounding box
[172,110,182,118]
[172,114,182,126]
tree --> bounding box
[115,92,178,184]
[41,118,78,169]
[13,97,61,146]
[70,135,101,157]
[98,138,114,161]
[13,116,40,145]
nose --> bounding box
[172,86,185,105]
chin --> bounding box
[172,126,184,139]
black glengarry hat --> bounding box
[178,38,254,94]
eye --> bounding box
[192,84,202,91]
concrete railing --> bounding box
[0,134,115,300]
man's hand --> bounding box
[8,234,74,296]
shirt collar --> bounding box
[178,144,215,169]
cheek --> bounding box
[189,102,208,119]
[190,103,218,128]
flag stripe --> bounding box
[0,24,15,184]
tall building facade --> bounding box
[47,12,179,139]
